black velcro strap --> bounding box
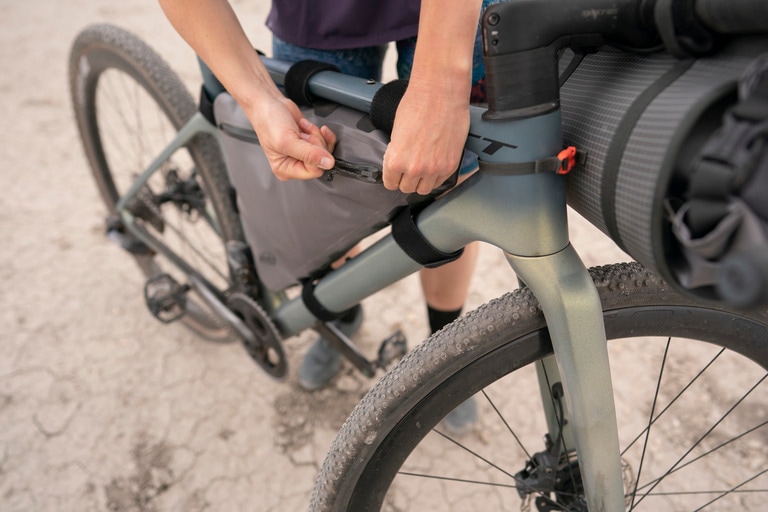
[370,79,409,134]
[301,278,343,322]
[391,207,464,268]
[654,0,713,58]
[284,60,340,106]
[199,85,216,125]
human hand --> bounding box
[382,81,470,195]
[246,94,336,181]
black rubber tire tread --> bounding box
[68,24,244,341]
[311,261,768,511]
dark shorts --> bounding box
[271,3,494,105]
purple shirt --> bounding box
[266,0,421,50]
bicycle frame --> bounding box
[113,55,627,510]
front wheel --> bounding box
[312,262,768,511]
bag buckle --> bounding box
[557,146,578,175]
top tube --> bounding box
[259,56,564,168]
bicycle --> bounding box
[68,0,768,510]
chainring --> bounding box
[226,292,287,379]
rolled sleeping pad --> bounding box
[559,36,768,305]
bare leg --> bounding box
[421,241,480,435]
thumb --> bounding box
[292,139,335,171]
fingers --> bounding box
[268,138,335,181]
[262,115,337,181]
[273,158,325,181]
[384,171,451,195]
[382,149,458,195]
[320,125,337,150]
[298,118,336,153]
[253,98,337,181]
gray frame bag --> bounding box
[213,93,449,291]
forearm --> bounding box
[409,0,483,101]
[383,0,483,194]
[158,0,336,179]
[158,0,279,109]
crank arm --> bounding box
[187,275,257,346]
[314,321,377,378]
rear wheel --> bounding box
[69,24,243,342]
[312,262,768,511]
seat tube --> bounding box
[508,248,626,512]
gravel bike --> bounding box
[69,0,768,510]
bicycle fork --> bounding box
[431,165,627,512]
[433,169,627,511]
[268,103,627,509]
[509,250,625,511]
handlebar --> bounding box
[695,0,768,34]
[482,0,768,120]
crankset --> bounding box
[226,292,287,379]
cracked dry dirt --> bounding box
[1,1,631,510]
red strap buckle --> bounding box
[557,146,578,175]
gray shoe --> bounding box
[298,305,363,391]
[442,396,477,437]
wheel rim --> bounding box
[343,307,768,511]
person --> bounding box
[159,0,491,434]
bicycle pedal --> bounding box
[105,215,153,255]
[376,329,407,369]
[143,273,187,323]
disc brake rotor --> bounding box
[226,292,287,379]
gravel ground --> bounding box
[0,1,633,510]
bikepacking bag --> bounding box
[560,36,768,306]
[212,91,452,292]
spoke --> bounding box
[163,214,228,283]
[480,389,532,460]
[113,72,145,171]
[629,338,670,509]
[632,372,768,508]
[396,471,518,489]
[431,428,519,481]
[693,466,768,511]
[622,348,725,457]
[640,417,768,487]
[639,487,768,497]
[132,73,145,170]
[98,97,136,175]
